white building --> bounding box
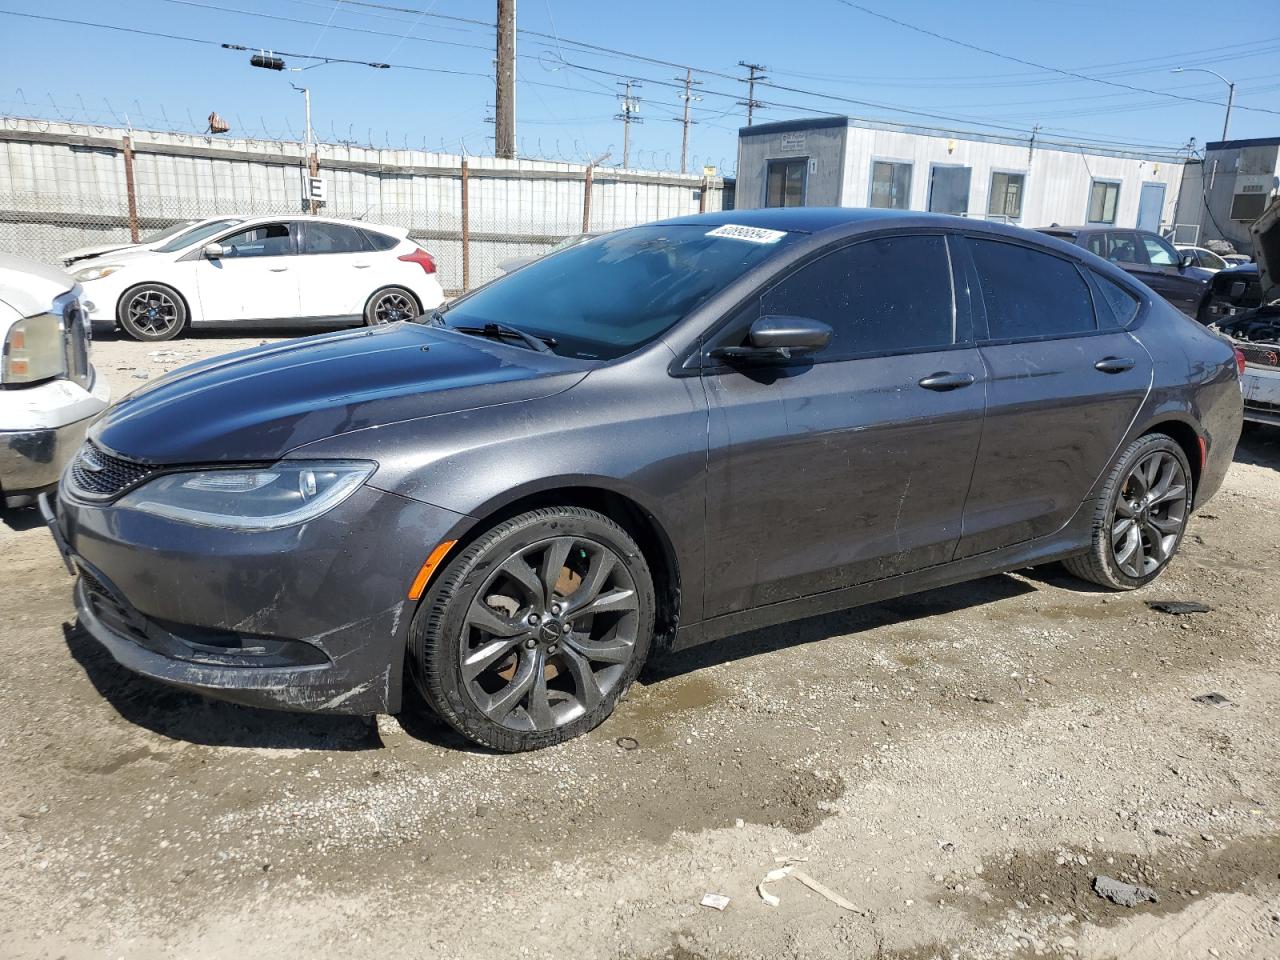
[735,116,1185,233]
[1172,136,1280,255]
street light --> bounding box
[1171,67,1235,142]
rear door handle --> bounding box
[917,371,976,391]
[1094,357,1136,373]
[353,262,372,269]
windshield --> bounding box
[154,218,244,253]
[139,221,197,244]
[436,224,793,360]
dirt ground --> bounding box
[2,328,1279,960]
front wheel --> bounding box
[1063,434,1193,590]
[409,507,655,752]
[364,287,419,325]
[118,284,187,341]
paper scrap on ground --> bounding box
[755,861,861,913]
[699,892,731,911]
[757,865,794,907]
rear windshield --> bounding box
[435,224,795,360]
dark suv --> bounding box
[1038,226,1215,317]
[46,210,1242,752]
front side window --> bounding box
[302,222,368,255]
[156,218,243,253]
[1088,181,1120,224]
[756,234,956,359]
[219,223,295,258]
[988,172,1025,220]
[1141,235,1178,266]
[765,159,807,207]
[969,238,1096,340]
[437,224,795,361]
[928,166,971,216]
[869,161,912,210]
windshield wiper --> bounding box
[450,322,556,353]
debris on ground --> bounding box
[1191,692,1233,707]
[757,864,793,907]
[699,892,730,911]
[755,860,860,913]
[1092,875,1159,907]
[1146,600,1213,615]
[615,736,639,751]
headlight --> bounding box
[2,311,66,384]
[117,461,376,530]
[72,264,123,282]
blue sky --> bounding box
[2,0,1278,172]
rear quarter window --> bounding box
[1091,272,1141,327]
[969,237,1097,340]
[362,230,398,252]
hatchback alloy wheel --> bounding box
[369,288,418,325]
[118,284,187,341]
[410,507,655,752]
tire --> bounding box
[409,507,655,752]
[364,287,420,326]
[1062,433,1193,590]
[117,283,188,341]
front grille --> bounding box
[67,442,156,500]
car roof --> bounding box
[658,207,929,234]
[224,214,409,237]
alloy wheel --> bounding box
[127,290,180,337]
[459,536,640,732]
[372,291,417,323]
[1111,449,1188,578]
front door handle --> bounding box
[918,371,976,391]
[1094,357,1136,374]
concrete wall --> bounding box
[734,117,1184,232]
[0,117,724,291]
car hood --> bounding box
[62,241,140,264]
[1250,193,1280,296]
[90,323,590,464]
[0,255,74,318]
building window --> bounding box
[869,160,912,210]
[1230,192,1268,222]
[765,158,807,207]
[988,171,1025,220]
[1087,180,1120,224]
[928,165,971,216]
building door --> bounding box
[1137,183,1165,232]
[764,158,807,207]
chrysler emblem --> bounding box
[80,446,106,473]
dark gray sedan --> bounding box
[45,209,1242,752]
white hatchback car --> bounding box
[72,216,445,341]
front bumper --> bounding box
[1,372,110,506]
[1242,363,1280,426]
[54,483,468,715]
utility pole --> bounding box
[676,68,702,174]
[616,80,642,169]
[738,61,766,126]
[292,83,316,214]
[495,0,516,159]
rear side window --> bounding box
[362,230,398,251]
[1091,273,1141,327]
[302,222,368,254]
[1084,234,1108,258]
[969,238,1096,340]
[759,234,956,359]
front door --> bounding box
[1135,232,1205,316]
[1137,183,1165,233]
[954,235,1154,556]
[701,233,986,617]
[195,221,301,323]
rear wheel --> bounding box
[118,284,187,341]
[1063,434,1192,590]
[409,507,655,752]
[364,287,419,325]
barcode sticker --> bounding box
[706,224,787,244]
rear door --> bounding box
[195,221,300,322]
[954,236,1153,557]
[700,232,986,617]
[294,222,378,320]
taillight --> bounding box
[1234,347,1246,376]
[398,248,436,275]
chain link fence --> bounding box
[0,118,726,294]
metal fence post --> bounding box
[699,175,708,214]
[460,157,471,291]
[122,135,140,243]
[582,164,593,233]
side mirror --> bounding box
[710,315,832,364]
[1179,253,1196,269]
[203,242,226,259]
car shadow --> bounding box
[646,573,1037,681]
[92,324,350,344]
[1,504,47,533]
[1235,424,1280,471]
[62,621,381,751]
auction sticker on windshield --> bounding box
[705,224,788,244]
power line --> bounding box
[831,0,1280,118]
